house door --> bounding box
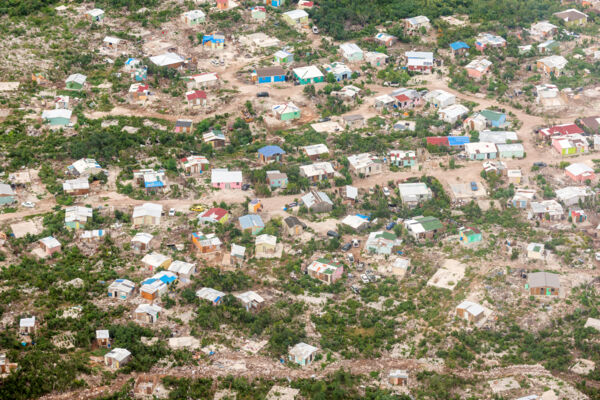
[226,183,231,189]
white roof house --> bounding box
[182,9,205,20]
[231,244,246,259]
[149,52,185,67]
[87,8,104,18]
[235,291,265,307]
[465,142,497,157]
[196,287,226,303]
[405,15,430,28]
[347,153,380,173]
[293,65,324,80]
[132,203,163,219]
[65,206,93,223]
[424,89,455,108]
[456,301,485,319]
[565,163,594,178]
[168,260,196,276]
[103,36,122,45]
[405,51,434,69]
[438,104,469,123]
[465,58,492,74]
[256,234,277,247]
[299,162,334,178]
[20,316,36,328]
[211,168,243,184]
[301,190,333,209]
[96,330,109,339]
[283,9,309,22]
[538,55,568,71]
[339,43,363,60]
[62,178,89,192]
[398,182,433,204]
[302,144,329,157]
[105,348,131,363]
[556,186,593,206]
[42,109,72,121]
[479,130,518,143]
[132,232,153,245]
[141,252,171,269]
[289,342,318,360]
[66,73,87,86]
[135,303,162,319]
[530,21,558,37]
[69,158,102,176]
[341,215,369,230]
[272,102,300,117]
[40,236,61,249]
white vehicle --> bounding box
[347,253,354,263]
[361,274,370,283]
[595,252,600,262]
[21,202,35,208]
[312,26,319,34]
[383,187,391,197]
[169,208,176,217]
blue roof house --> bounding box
[258,145,286,163]
[450,41,470,55]
[239,214,265,235]
[447,136,470,147]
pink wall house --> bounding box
[211,169,243,189]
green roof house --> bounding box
[404,216,444,240]
[479,109,506,128]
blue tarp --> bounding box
[145,181,164,188]
[447,136,470,146]
[450,41,470,51]
[258,145,285,157]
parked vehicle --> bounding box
[21,202,35,208]
[327,230,340,238]
[470,181,478,191]
[386,221,396,230]
[241,183,251,191]
[383,187,391,196]
[347,254,354,263]
[361,274,370,283]
[169,208,176,217]
[257,92,269,98]
[190,204,205,212]
[342,243,352,252]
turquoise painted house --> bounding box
[389,150,417,168]
[459,227,482,244]
[0,184,16,205]
[266,170,288,189]
[274,50,293,64]
[293,66,324,85]
[42,109,72,126]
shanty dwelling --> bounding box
[168,260,196,282]
[132,203,162,227]
[149,52,185,69]
[134,304,162,324]
[235,291,265,312]
[527,243,546,260]
[230,244,246,265]
[365,231,400,255]
[65,73,86,90]
[131,232,154,254]
[258,145,286,163]
[203,130,226,148]
[202,32,225,50]
[302,144,329,160]
[342,114,365,130]
[63,177,90,196]
[140,271,177,301]
[507,169,522,184]
[238,214,265,235]
[459,227,482,244]
[96,330,111,348]
[191,232,223,254]
[404,15,430,32]
[364,51,389,68]
[389,150,417,168]
[465,58,492,80]
[255,234,277,254]
[527,271,560,296]
[475,33,506,52]
[556,186,594,207]
[528,200,564,221]
[185,90,207,107]
[283,216,304,236]
[338,185,358,204]
[196,287,226,306]
[374,32,397,47]
[307,258,343,284]
[65,206,93,230]
[181,9,205,26]
[19,316,37,336]
[0,183,16,205]
[404,51,434,73]
[455,301,485,323]
[267,0,284,7]
[198,207,230,224]
[301,190,333,213]
[104,348,131,369]
[211,168,243,189]
[438,104,469,124]
[388,370,408,386]
[103,36,122,51]
[141,252,172,272]
[288,342,318,366]
[450,41,470,56]
[248,199,263,214]
[186,72,220,90]
[274,49,293,64]
[180,155,210,175]
[174,119,193,133]
[80,229,107,243]
[266,170,288,189]
[39,236,61,256]
[107,279,135,300]
[86,8,104,22]
[423,89,455,108]
[477,131,517,145]
[133,169,165,193]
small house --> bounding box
[455,301,485,323]
[267,0,284,7]
[174,119,193,133]
[104,348,131,369]
[438,104,469,124]
[80,229,106,242]
[168,260,196,282]
[475,33,506,52]
[478,130,517,143]
[96,330,110,348]
[202,32,225,50]
[131,233,154,253]
[258,145,286,163]
[322,62,352,81]
[255,234,277,254]
[527,243,546,260]
[307,258,343,284]
[507,169,522,184]
[186,72,219,89]
[191,232,222,254]
[565,163,595,183]
[68,158,102,177]
[529,200,564,221]
[198,207,229,224]
[301,190,333,213]
[274,50,293,64]
[556,186,593,207]
[108,279,135,299]
[65,206,93,230]
[196,287,226,305]
[339,43,363,62]
[254,67,286,84]
[424,90,455,108]
[251,6,266,20]
[365,231,400,255]
[553,9,588,26]
[450,41,470,55]
[374,32,397,46]
[39,236,61,256]
[266,170,288,189]
[537,55,567,76]
[552,135,589,156]
[389,370,408,386]
[571,208,587,223]
[537,39,559,54]
[288,342,318,366]
[302,143,329,160]
[180,155,210,174]
[54,95,69,109]
[404,216,444,240]
[341,214,370,231]
[65,73,86,90]
[141,252,172,271]
[374,94,396,111]
[405,51,434,73]
[211,168,243,189]
[459,227,482,244]
[238,214,265,235]
[103,36,122,50]
[140,271,177,301]
[496,143,525,159]
[299,162,335,182]
[539,123,584,140]
[272,102,301,121]
[464,142,498,160]
[134,304,162,324]
[248,199,263,214]
[185,90,207,107]
[42,109,72,126]
[528,271,560,296]
[465,59,492,80]
[389,150,417,168]
[0,184,16,205]
[530,21,558,39]
[234,291,265,311]
[404,15,430,32]
[132,203,162,226]
[347,153,382,177]
[63,178,90,196]
[292,66,324,85]
[181,9,205,26]
[282,9,308,26]
[149,52,185,69]
[203,130,226,148]
[19,317,37,335]
[230,244,246,265]
[339,185,358,203]
[364,51,389,68]
[398,182,433,207]
[86,8,104,22]
[342,114,365,129]
[283,216,304,236]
